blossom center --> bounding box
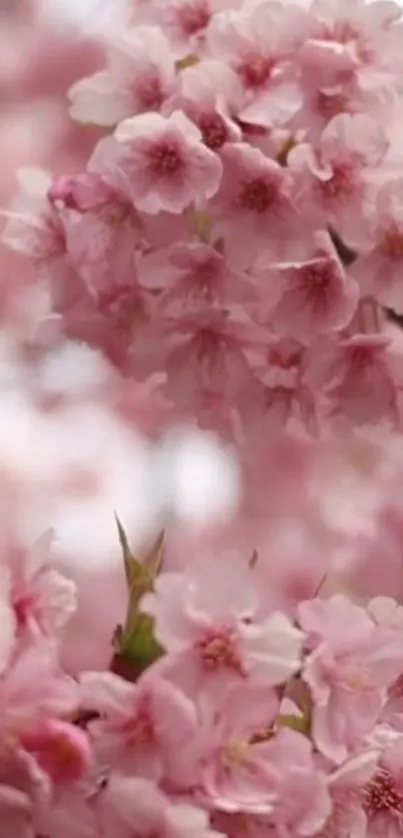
[13,593,35,627]
[238,53,272,88]
[222,740,251,770]
[135,76,164,111]
[364,769,403,818]
[100,203,130,226]
[122,709,155,747]
[301,262,333,292]
[196,626,244,673]
[320,164,357,198]
[379,228,403,260]
[149,141,184,177]
[198,112,228,150]
[179,0,210,35]
[239,178,278,214]
[316,91,349,120]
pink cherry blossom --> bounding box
[99,111,223,214]
[158,308,261,415]
[0,642,78,739]
[206,2,307,114]
[211,142,297,268]
[299,0,403,102]
[298,595,403,762]
[1,168,75,295]
[308,333,399,430]
[197,683,281,814]
[315,750,380,838]
[9,530,76,638]
[48,172,143,301]
[289,113,389,249]
[210,721,331,837]
[167,60,242,152]
[351,178,403,314]
[240,337,319,439]
[257,726,331,836]
[364,735,403,838]
[79,669,198,785]
[155,0,223,56]
[69,26,176,127]
[253,230,358,343]
[139,242,255,314]
[142,552,303,698]
[98,775,224,838]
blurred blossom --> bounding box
[152,428,240,526]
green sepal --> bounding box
[119,612,164,676]
[113,518,164,675]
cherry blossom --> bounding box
[79,669,198,783]
[253,230,359,343]
[351,177,403,314]
[299,595,403,762]
[69,26,176,126]
[98,111,223,214]
[212,142,297,267]
[142,552,303,697]
[289,113,389,248]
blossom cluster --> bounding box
[4,528,403,838]
[6,0,403,443]
[4,0,403,836]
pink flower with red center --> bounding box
[253,230,358,343]
[48,172,143,301]
[79,669,198,785]
[368,598,403,727]
[156,0,216,54]
[299,0,403,98]
[139,241,255,313]
[298,595,403,763]
[69,26,176,127]
[9,530,76,639]
[206,3,306,130]
[166,60,242,152]
[350,178,403,314]
[240,337,318,439]
[315,750,380,838]
[308,333,398,430]
[204,705,331,834]
[363,737,403,838]
[52,279,165,378]
[212,142,297,268]
[206,3,307,100]
[101,111,222,214]
[289,113,389,248]
[160,308,261,412]
[2,168,75,293]
[197,684,281,814]
[141,552,303,699]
